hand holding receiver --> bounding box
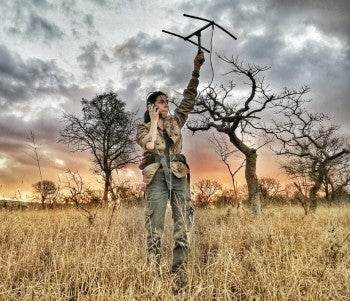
[145,104,159,151]
[148,104,160,122]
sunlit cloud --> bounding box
[0,157,7,169]
[284,25,345,52]
[54,158,65,166]
[249,27,266,38]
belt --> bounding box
[140,153,191,193]
[138,153,189,170]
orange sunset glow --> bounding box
[1,129,286,200]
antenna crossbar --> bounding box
[161,30,211,53]
[162,14,237,53]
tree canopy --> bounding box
[59,92,139,204]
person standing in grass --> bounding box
[136,50,205,288]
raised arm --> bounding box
[174,51,205,128]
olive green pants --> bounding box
[144,167,192,272]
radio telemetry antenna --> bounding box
[162,14,237,54]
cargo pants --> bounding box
[144,156,193,272]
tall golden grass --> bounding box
[0,204,349,300]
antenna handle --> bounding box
[196,32,204,64]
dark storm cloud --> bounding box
[268,0,350,41]
[178,0,264,31]
[113,32,162,63]
[112,32,200,89]
[4,53,96,116]
[267,0,350,62]
[111,1,350,95]
[127,0,350,140]
[84,14,94,28]
[89,0,107,6]
[76,42,102,77]
[179,0,350,66]
[60,0,79,15]
[118,78,143,113]
[0,45,88,110]
[30,0,50,8]
[87,0,138,9]
[0,106,66,145]
[112,30,204,116]
[0,109,64,188]
[178,0,350,115]
[0,94,99,196]
[26,13,64,41]
[0,115,94,195]
[180,0,350,39]
[2,2,64,42]
[4,3,31,36]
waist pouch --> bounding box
[139,153,189,170]
[140,153,192,193]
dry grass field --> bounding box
[0,204,349,301]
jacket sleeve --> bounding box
[136,123,152,150]
[174,78,199,128]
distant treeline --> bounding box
[0,199,75,210]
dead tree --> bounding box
[259,177,283,201]
[185,56,306,216]
[269,96,349,213]
[32,180,58,207]
[27,131,44,206]
[323,152,350,203]
[209,133,245,207]
[63,170,100,225]
[193,179,222,207]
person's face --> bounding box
[154,95,169,118]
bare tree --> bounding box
[323,152,350,203]
[193,179,222,207]
[210,133,245,205]
[27,131,44,205]
[184,56,306,216]
[269,96,349,213]
[59,92,140,205]
[32,180,58,207]
[63,170,100,225]
[258,177,283,201]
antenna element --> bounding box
[162,14,237,54]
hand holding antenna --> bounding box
[194,50,205,70]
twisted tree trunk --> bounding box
[103,170,111,205]
[230,134,261,216]
[245,149,261,216]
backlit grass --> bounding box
[0,204,349,300]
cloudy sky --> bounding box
[0,0,349,199]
